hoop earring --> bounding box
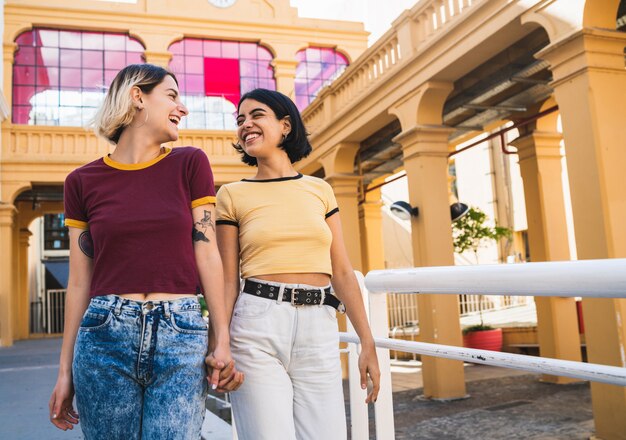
[130,108,149,129]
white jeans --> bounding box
[230,279,347,440]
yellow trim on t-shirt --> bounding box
[65,218,88,229]
[191,196,216,208]
[103,147,172,171]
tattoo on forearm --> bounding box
[192,210,214,243]
[78,231,94,258]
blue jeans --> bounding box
[73,295,208,440]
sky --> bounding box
[289,0,415,45]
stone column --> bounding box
[15,228,32,340]
[393,125,466,399]
[359,185,385,273]
[534,28,626,438]
[511,130,582,384]
[0,204,16,346]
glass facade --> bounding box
[294,47,348,110]
[13,29,144,126]
[169,39,275,130]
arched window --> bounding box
[168,39,275,130]
[13,28,144,126]
[294,47,348,110]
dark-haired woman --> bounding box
[215,88,380,440]
[48,64,240,439]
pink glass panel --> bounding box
[13,106,31,124]
[203,40,221,57]
[13,85,36,106]
[15,46,37,65]
[82,69,103,88]
[185,56,203,74]
[59,31,82,49]
[104,34,126,51]
[176,74,187,93]
[82,32,104,50]
[37,29,59,47]
[185,39,203,56]
[60,49,81,68]
[105,51,127,70]
[239,43,257,59]
[257,46,273,60]
[43,67,60,86]
[169,57,185,73]
[126,52,144,65]
[16,32,35,46]
[104,69,118,87]
[169,40,183,55]
[127,39,144,52]
[60,68,81,88]
[185,74,204,94]
[239,60,257,78]
[82,50,103,68]
[306,48,321,62]
[221,42,238,58]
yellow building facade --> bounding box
[2,0,626,438]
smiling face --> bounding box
[236,98,291,160]
[132,74,188,144]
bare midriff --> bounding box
[118,293,197,301]
[253,273,331,287]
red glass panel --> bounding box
[15,47,37,65]
[239,43,257,60]
[15,31,35,46]
[60,49,81,68]
[203,40,221,57]
[82,32,104,50]
[13,106,32,124]
[59,31,82,49]
[185,39,203,56]
[257,46,273,60]
[60,68,81,88]
[221,42,239,59]
[205,58,240,105]
[127,39,144,52]
[185,56,203,74]
[14,65,36,85]
[13,85,36,106]
[40,48,60,67]
[82,69,103,88]
[104,34,126,51]
[185,74,204,94]
[82,50,103,68]
[37,29,59,47]
[105,51,127,70]
[126,52,144,65]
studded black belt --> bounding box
[243,279,345,313]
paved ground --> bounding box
[1,338,594,439]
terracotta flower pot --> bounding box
[463,328,503,351]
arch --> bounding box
[583,0,622,28]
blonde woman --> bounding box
[215,88,380,440]
[48,64,240,439]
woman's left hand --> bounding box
[358,342,380,404]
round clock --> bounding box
[208,0,237,7]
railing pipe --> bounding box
[340,333,626,387]
[365,259,626,297]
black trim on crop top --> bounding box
[241,173,303,182]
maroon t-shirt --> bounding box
[64,146,215,297]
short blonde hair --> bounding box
[93,64,178,144]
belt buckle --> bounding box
[290,289,303,307]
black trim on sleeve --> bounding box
[325,207,339,219]
[216,220,239,227]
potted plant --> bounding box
[452,206,511,351]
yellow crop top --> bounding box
[215,174,339,278]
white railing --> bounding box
[341,260,626,439]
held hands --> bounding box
[49,374,79,430]
[358,342,381,404]
[205,345,244,393]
